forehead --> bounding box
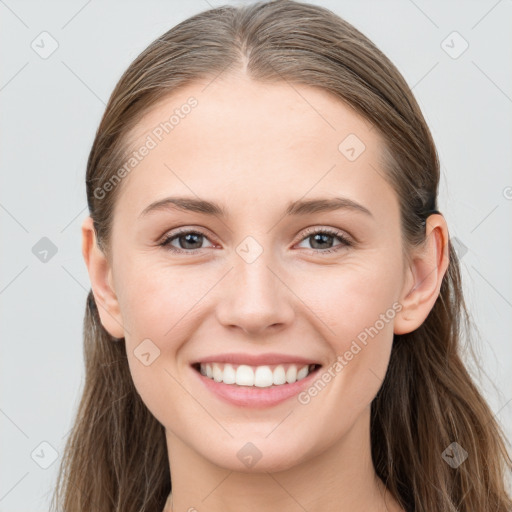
[116,74,398,224]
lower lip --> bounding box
[191,365,321,408]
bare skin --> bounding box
[82,71,449,512]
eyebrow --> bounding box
[138,196,373,219]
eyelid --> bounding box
[159,225,355,254]
[158,225,216,244]
[160,225,353,243]
[158,227,217,251]
[297,225,354,245]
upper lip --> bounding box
[191,353,323,367]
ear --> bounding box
[81,216,125,339]
[394,213,450,335]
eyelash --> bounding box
[158,226,353,255]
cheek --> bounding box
[118,259,201,340]
[296,256,401,343]
[120,263,199,426]
[118,261,214,406]
[294,257,401,406]
[293,261,400,415]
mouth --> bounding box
[191,362,322,388]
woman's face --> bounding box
[84,73,430,472]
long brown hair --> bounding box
[50,1,512,510]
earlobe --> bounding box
[393,214,450,335]
[81,216,125,339]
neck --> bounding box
[163,407,404,512]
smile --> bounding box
[192,362,321,387]
[191,361,323,408]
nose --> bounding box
[215,252,295,337]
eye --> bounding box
[295,227,353,254]
[159,229,215,254]
[159,226,353,255]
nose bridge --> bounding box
[236,251,278,302]
[215,236,295,334]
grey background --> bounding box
[1,0,511,509]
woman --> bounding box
[51,1,512,511]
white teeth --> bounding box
[285,365,297,383]
[236,365,254,386]
[272,365,286,385]
[254,366,274,388]
[222,363,236,384]
[296,365,309,380]
[212,363,223,383]
[198,362,315,387]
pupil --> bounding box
[181,233,202,249]
[177,233,334,250]
[311,233,332,249]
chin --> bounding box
[200,436,313,473]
